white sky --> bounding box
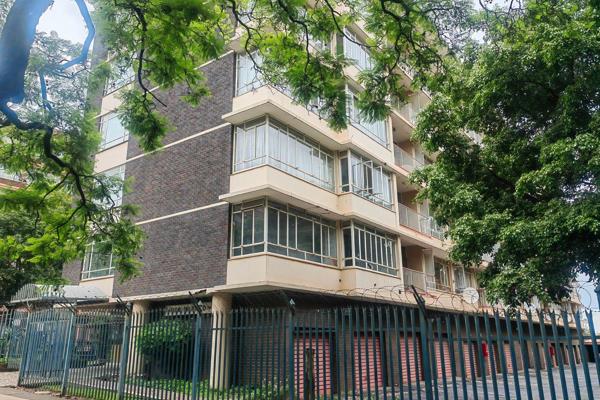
[37,0,90,44]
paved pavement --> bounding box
[0,372,18,388]
[0,388,58,400]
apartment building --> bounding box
[57,20,491,317]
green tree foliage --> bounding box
[0,189,73,302]
[413,0,600,306]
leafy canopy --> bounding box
[413,0,600,306]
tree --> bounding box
[0,0,472,281]
[0,188,75,302]
[413,0,600,306]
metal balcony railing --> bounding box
[394,145,423,172]
[398,204,446,239]
[403,268,435,292]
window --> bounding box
[99,112,129,150]
[234,117,335,191]
[347,88,388,146]
[237,53,263,95]
[342,221,397,275]
[340,151,393,208]
[231,200,265,256]
[434,259,450,291]
[104,64,134,95]
[231,199,337,266]
[81,242,114,279]
[342,29,372,70]
[99,166,125,208]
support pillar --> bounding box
[209,293,232,389]
[127,300,150,376]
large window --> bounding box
[104,64,134,95]
[99,112,129,150]
[342,221,397,275]
[340,151,393,208]
[231,199,337,266]
[99,166,125,208]
[342,29,372,71]
[237,53,263,95]
[234,117,335,191]
[81,242,114,280]
[347,88,388,146]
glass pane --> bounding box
[232,212,242,247]
[279,213,287,246]
[343,229,352,259]
[297,217,313,252]
[288,215,296,248]
[242,210,253,245]
[268,208,278,244]
[313,223,321,255]
[254,206,264,242]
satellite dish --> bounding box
[462,287,480,304]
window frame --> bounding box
[340,150,393,209]
[81,242,115,280]
[230,198,338,267]
[233,116,335,191]
[99,112,129,151]
[341,220,397,275]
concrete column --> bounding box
[127,300,151,376]
[209,293,232,389]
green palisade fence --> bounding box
[10,300,600,400]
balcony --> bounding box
[403,268,435,291]
[398,204,445,240]
[394,145,423,172]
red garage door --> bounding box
[433,339,452,379]
[294,334,332,398]
[397,334,422,383]
[353,333,383,393]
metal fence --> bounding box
[13,298,600,400]
[0,309,29,369]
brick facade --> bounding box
[113,204,230,297]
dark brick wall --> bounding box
[123,125,232,222]
[113,204,230,297]
[127,54,235,158]
[112,54,236,297]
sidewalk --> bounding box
[0,388,59,400]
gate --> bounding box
[18,309,73,388]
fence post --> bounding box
[411,286,433,400]
[117,303,132,400]
[191,306,203,400]
[287,299,296,400]
[16,311,32,386]
[60,311,77,396]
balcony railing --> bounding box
[403,268,435,291]
[394,145,423,172]
[398,204,445,240]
